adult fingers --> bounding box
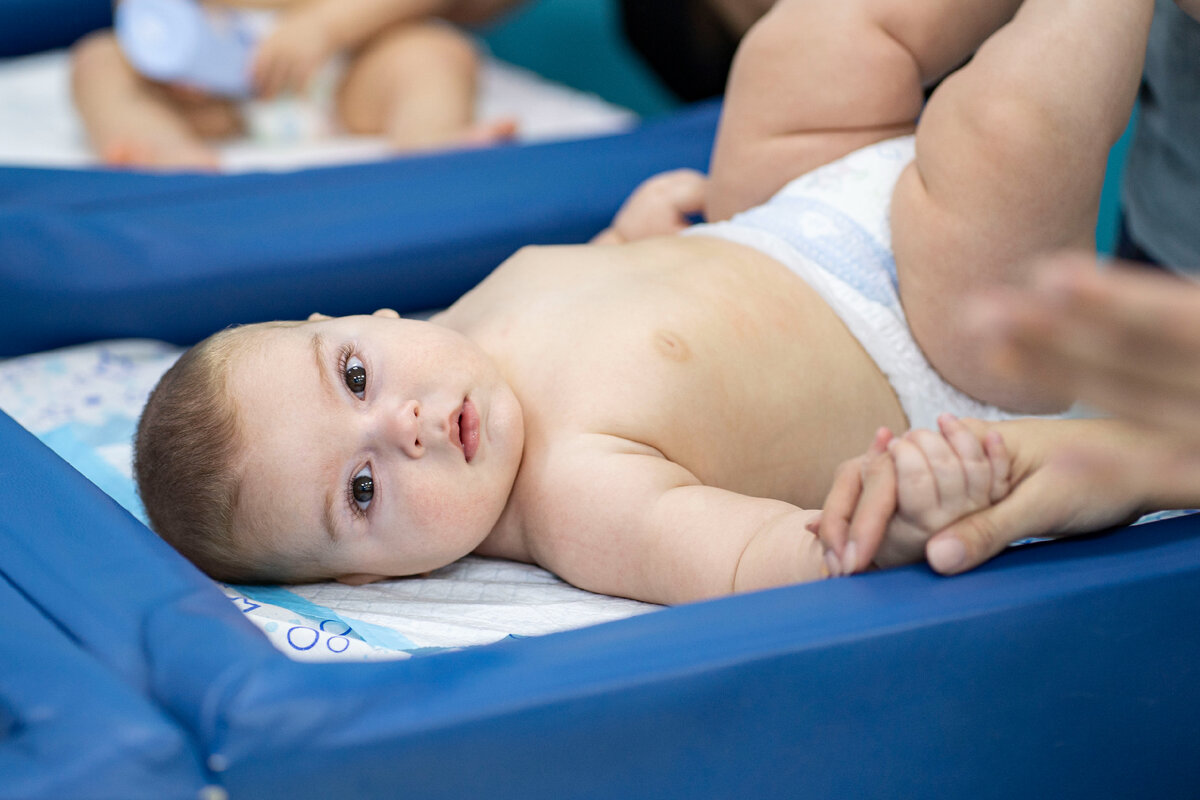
[983,430,1011,502]
[924,462,1072,574]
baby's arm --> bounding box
[525,436,827,605]
[592,170,708,245]
[706,0,1021,220]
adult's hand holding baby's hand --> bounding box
[812,415,1010,575]
[252,10,337,98]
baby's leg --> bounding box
[707,0,1023,220]
[337,22,510,151]
[69,31,225,170]
[892,0,1155,412]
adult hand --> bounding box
[972,252,1200,446]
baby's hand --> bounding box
[592,169,708,244]
[812,415,1011,574]
[252,9,337,98]
[872,415,1011,569]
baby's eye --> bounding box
[350,466,373,513]
[344,355,367,398]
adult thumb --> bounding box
[925,483,1057,574]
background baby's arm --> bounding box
[706,0,1020,220]
[526,435,826,605]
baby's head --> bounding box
[135,311,525,585]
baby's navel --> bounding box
[654,329,691,362]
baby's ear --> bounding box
[307,312,332,321]
[371,308,400,319]
[336,572,385,586]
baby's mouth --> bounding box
[455,399,480,463]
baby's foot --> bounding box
[456,117,519,148]
[101,137,220,172]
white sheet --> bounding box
[0,46,635,171]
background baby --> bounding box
[70,0,514,170]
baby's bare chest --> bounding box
[501,253,904,505]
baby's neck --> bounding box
[473,481,532,563]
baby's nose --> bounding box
[379,399,424,458]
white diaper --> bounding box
[687,136,1021,430]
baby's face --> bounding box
[227,312,524,583]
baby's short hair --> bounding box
[137,320,337,584]
[134,327,256,582]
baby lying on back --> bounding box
[135,0,1145,603]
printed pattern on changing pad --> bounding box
[0,340,656,663]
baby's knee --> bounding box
[366,21,479,79]
[69,30,127,88]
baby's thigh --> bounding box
[336,22,478,135]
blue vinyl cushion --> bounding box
[0,102,719,358]
[4,407,1200,798]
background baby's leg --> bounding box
[706,0,1023,220]
[337,21,509,152]
[891,0,1155,413]
[69,31,222,170]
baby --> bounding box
[134,0,1153,604]
[70,0,511,170]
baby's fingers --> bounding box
[983,431,1011,502]
[891,435,941,515]
[938,414,990,506]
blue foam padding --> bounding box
[0,576,210,798]
[5,405,1200,798]
[0,412,277,696]
[156,514,1200,799]
[0,0,111,58]
[0,101,719,358]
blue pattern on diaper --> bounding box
[736,196,900,309]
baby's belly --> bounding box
[600,238,909,508]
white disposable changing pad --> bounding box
[0,46,635,171]
[0,340,655,662]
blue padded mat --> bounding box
[4,407,1200,798]
[0,576,211,798]
[0,101,718,358]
